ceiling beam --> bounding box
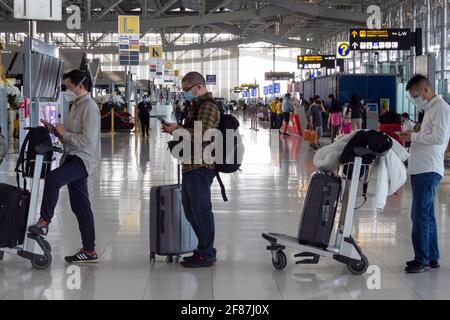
[96,0,125,22]
[0,7,288,33]
[266,0,368,25]
[0,0,13,13]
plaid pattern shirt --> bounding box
[182,93,221,173]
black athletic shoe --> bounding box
[406,259,440,269]
[183,252,217,263]
[28,218,49,236]
[405,264,430,273]
[430,260,440,269]
[65,249,99,264]
[180,255,214,268]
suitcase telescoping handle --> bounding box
[177,161,181,187]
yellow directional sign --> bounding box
[359,30,367,38]
[150,46,163,59]
[118,16,140,34]
[351,30,358,38]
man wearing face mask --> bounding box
[162,72,221,268]
[400,75,450,273]
[28,70,101,264]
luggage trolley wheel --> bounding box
[31,251,52,270]
[150,253,156,263]
[347,255,369,275]
[271,250,287,271]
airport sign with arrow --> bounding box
[349,28,413,51]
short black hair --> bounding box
[401,113,410,119]
[182,72,206,86]
[63,70,91,91]
[329,94,335,99]
[406,74,430,91]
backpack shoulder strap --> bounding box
[215,171,228,202]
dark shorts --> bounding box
[283,112,290,122]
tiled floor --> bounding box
[1,114,450,300]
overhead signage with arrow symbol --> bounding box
[349,28,417,52]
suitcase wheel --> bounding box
[347,255,369,275]
[31,251,52,270]
[271,250,287,271]
[150,253,156,263]
[166,256,174,264]
[0,251,4,261]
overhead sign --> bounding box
[243,90,249,98]
[118,16,140,66]
[263,86,269,95]
[349,28,412,51]
[164,60,174,77]
[14,0,62,21]
[251,88,257,97]
[336,42,353,59]
[265,72,295,81]
[206,75,217,85]
[150,46,163,59]
[149,58,163,79]
[269,84,274,94]
[274,83,281,94]
[297,55,336,69]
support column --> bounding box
[426,0,431,53]
[441,0,448,96]
[410,1,417,76]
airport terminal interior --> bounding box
[0,0,450,301]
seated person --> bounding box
[401,113,415,132]
[379,108,401,124]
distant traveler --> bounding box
[400,75,450,273]
[349,95,364,130]
[137,96,152,137]
[269,97,280,130]
[162,72,221,268]
[28,70,101,264]
[328,94,342,143]
[379,108,401,125]
[280,93,293,136]
[310,95,326,148]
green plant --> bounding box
[7,94,18,110]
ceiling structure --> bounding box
[0,0,390,53]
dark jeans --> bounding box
[269,113,277,129]
[182,167,216,262]
[40,155,96,250]
[410,172,442,265]
[140,116,150,136]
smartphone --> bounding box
[157,116,169,126]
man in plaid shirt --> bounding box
[162,72,221,268]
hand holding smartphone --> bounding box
[157,116,169,126]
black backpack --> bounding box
[15,127,53,184]
[171,99,245,201]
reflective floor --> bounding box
[1,115,450,300]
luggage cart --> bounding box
[0,145,62,270]
[262,148,378,275]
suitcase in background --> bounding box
[297,171,341,249]
[0,183,31,248]
[150,166,197,262]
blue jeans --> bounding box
[410,172,442,265]
[40,155,96,250]
[182,167,216,262]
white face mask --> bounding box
[413,96,429,111]
[65,89,77,101]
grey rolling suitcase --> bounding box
[150,165,197,263]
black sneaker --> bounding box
[65,249,98,264]
[180,255,214,268]
[406,259,440,269]
[430,260,440,269]
[405,264,430,273]
[183,252,217,263]
[28,218,49,236]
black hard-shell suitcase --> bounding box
[0,183,30,248]
[150,165,197,260]
[297,171,341,249]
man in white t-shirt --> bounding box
[400,75,450,274]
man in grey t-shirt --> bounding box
[28,70,101,264]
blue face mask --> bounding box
[183,90,196,102]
